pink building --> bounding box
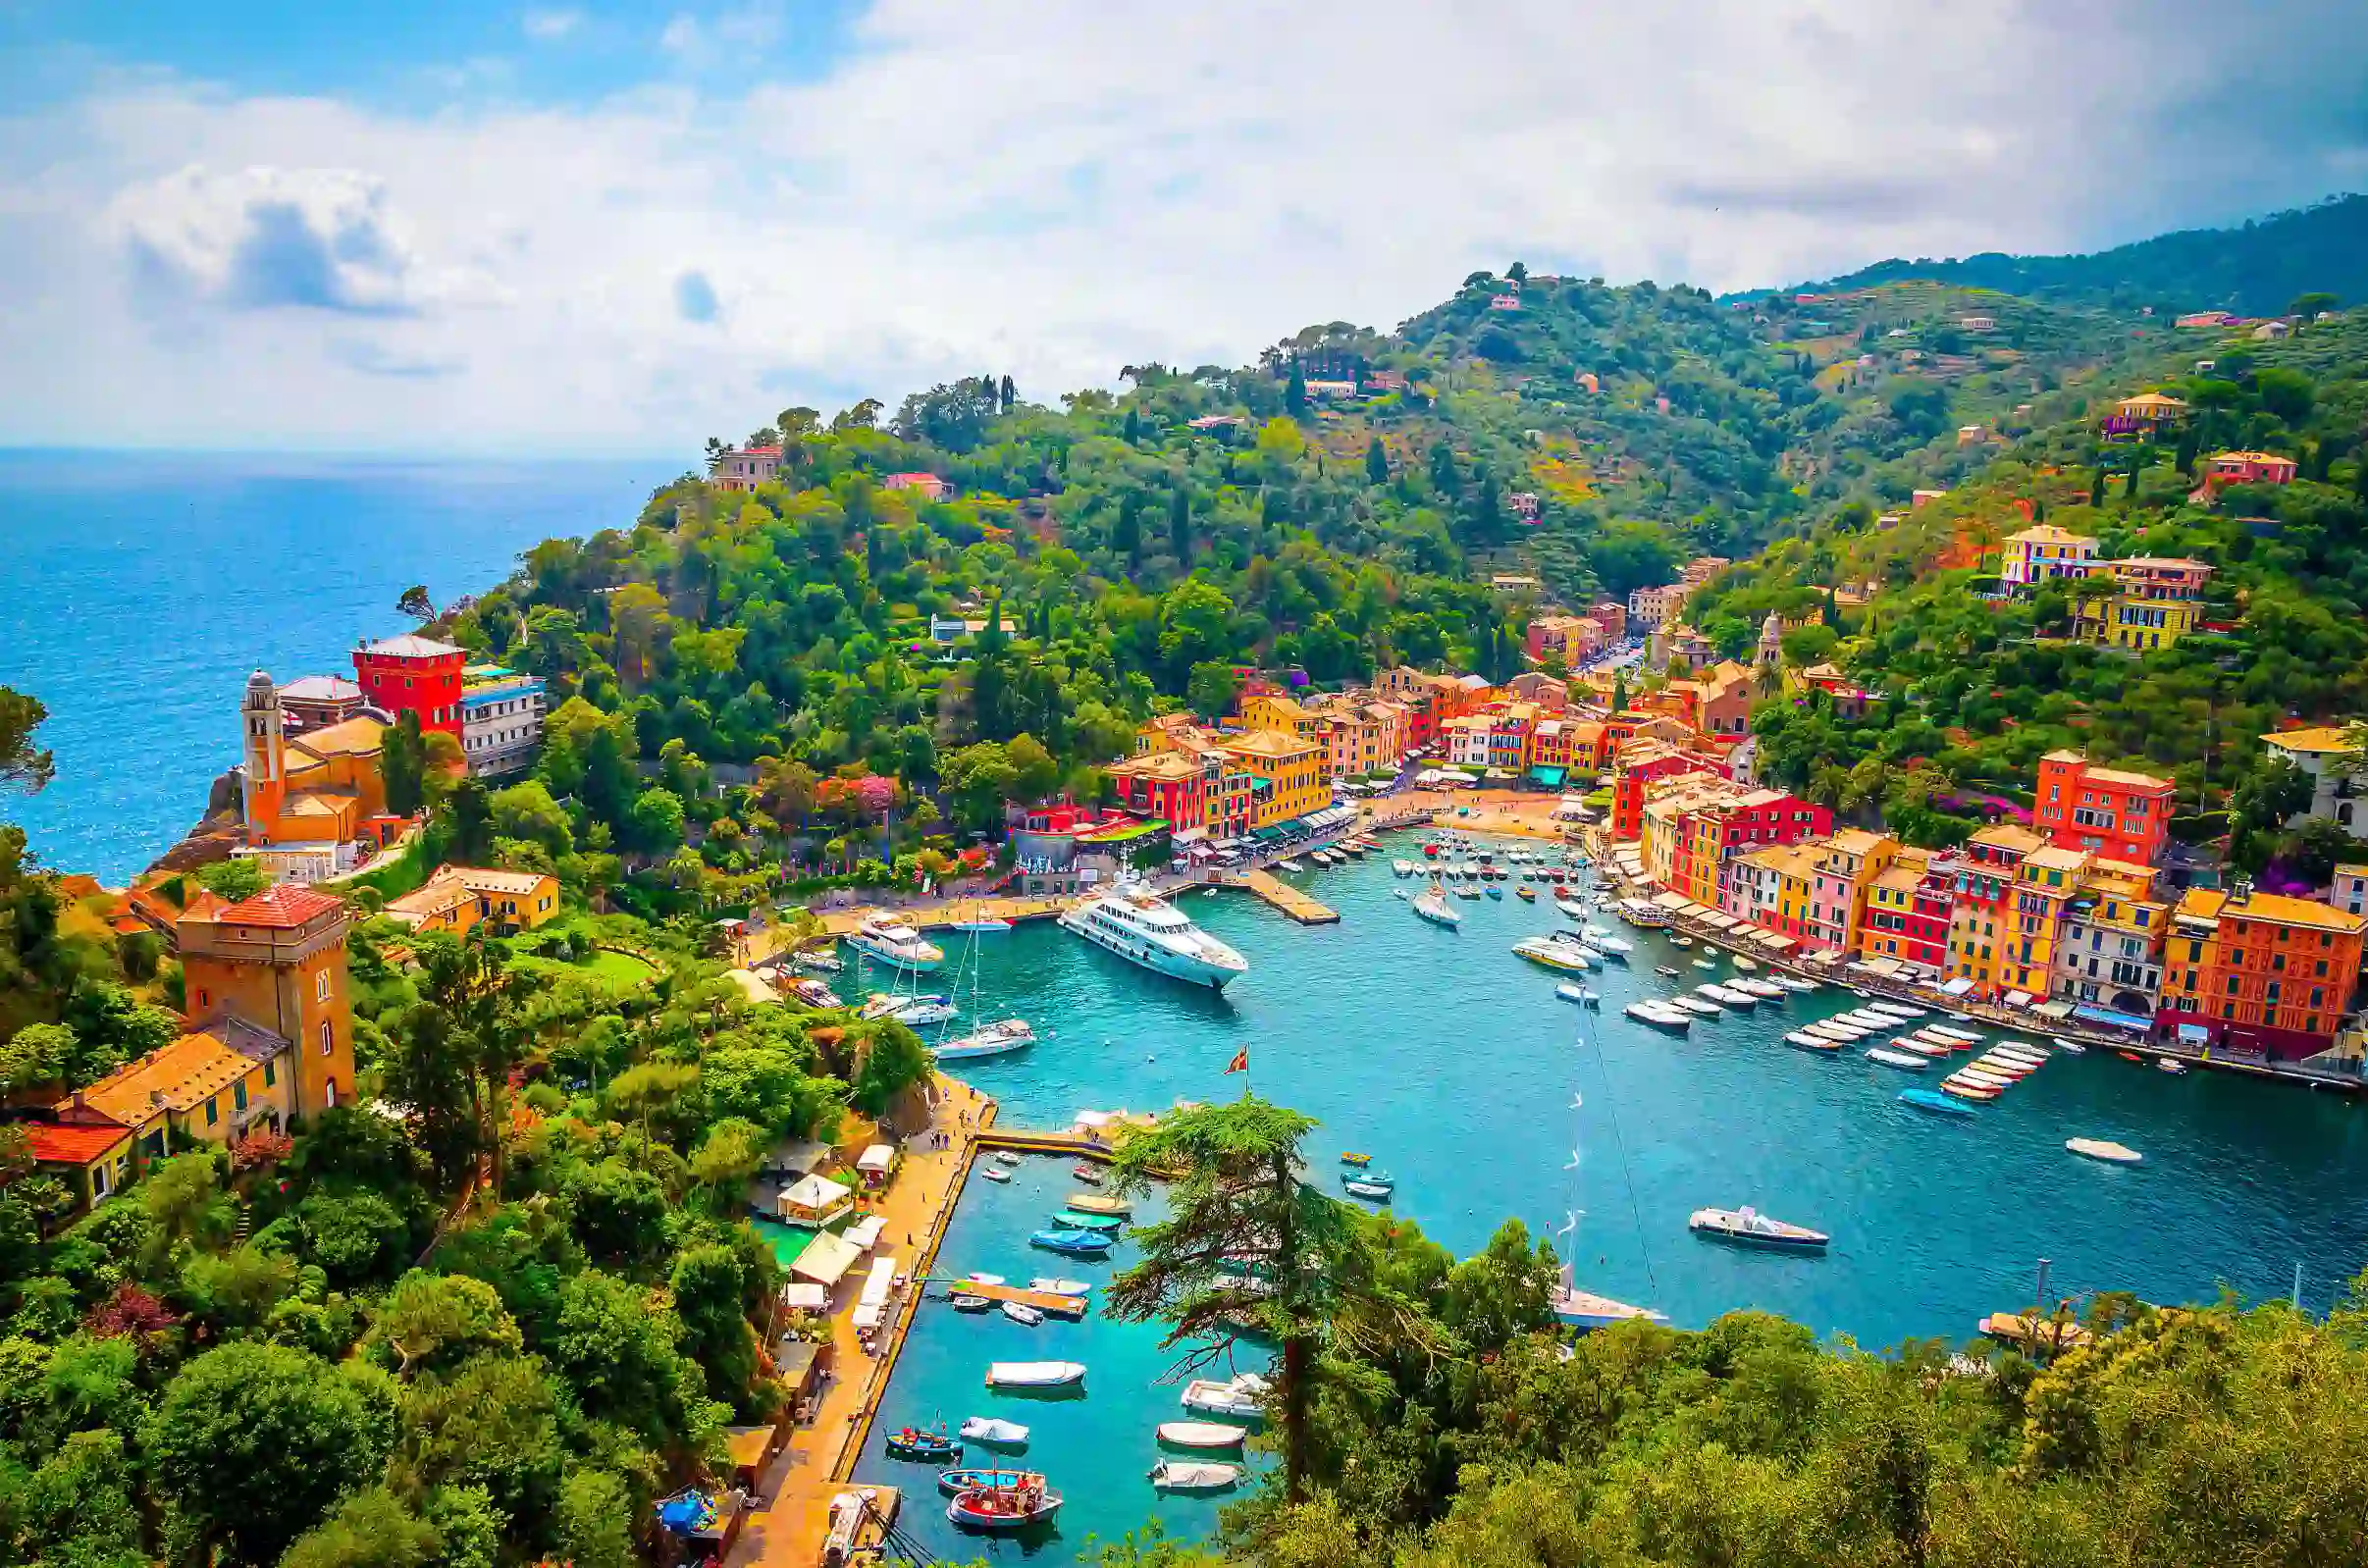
[709,444,782,493]
[883,472,954,501]
[2203,451,2296,489]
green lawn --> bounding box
[577,949,658,983]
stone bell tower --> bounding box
[239,670,286,838]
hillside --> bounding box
[1800,192,2368,317]
[1688,310,2368,874]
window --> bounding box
[204,1097,218,1126]
[321,1020,335,1056]
[263,1060,275,1087]
[316,968,331,1002]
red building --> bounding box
[2033,751,2175,865]
[1907,859,1957,970]
[352,634,468,736]
[1608,744,1714,841]
[1104,751,1206,834]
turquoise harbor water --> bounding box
[858,843,2368,1558]
[0,451,678,882]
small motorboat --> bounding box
[1030,1228,1113,1256]
[955,915,1015,932]
[1730,955,1758,971]
[1516,885,1538,902]
[1667,995,1721,1018]
[1149,1459,1242,1492]
[1342,1173,1396,1200]
[951,1292,991,1312]
[1028,1278,1092,1296]
[1000,1301,1044,1327]
[946,1472,1062,1530]
[1180,1374,1269,1418]
[1051,1211,1124,1231]
[1670,936,1694,949]
[960,1416,1030,1445]
[1341,1151,1372,1166]
[1392,887,1410,900]
[938,1466,1031,1496]
[1783,1031,1841,1053]
[2158,1058,2189,1075]
[1689,1206,1829,1250]
[888,1423,962,1461]
[1556,982,1600,1007]
[992,1151,1023,1167]
[1866,1048,1927,1071]
[1655,965,1682,978]
[1070,1164,1103,1184]
[981,1166,1012,1183]
[1157,1420,1249,1449]
[1275,859,1306,874]
[1898,1087,1977,1118]
[1698,983,1756,1007]
[2052,1035,2087,1055]
[2067,1138,2142,1164]
[986,1361,1086,1388]
[1625,1000,1692,1030]
[1065,1193,1131,1216]
[967,1273,1006,1286]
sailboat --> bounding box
[933,926,1035,1063]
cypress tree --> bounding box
[2089,468,2107,507]
[1286,357,1308,419]
[1169,487,1192,565]
[1365,438,1389,486]
[1124,407,1140,444]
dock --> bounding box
[938,1278,1088,1318]
[973,1126,1114,1160]
[1237,869,1340,924]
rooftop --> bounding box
[1969,823,2047,854]
[359,633,466,660]
[1222,728,1321,760]
[2180,887,2368,935]
[212,884,346,930]
[2262,726,2358,756]
[449,866,553,896]
[278,674,361,702]
[75,1032,257,1125]
[26,1122,132,1165]
[2006,524,2096,547]
[1106,751,1201,782]
[289,716,385,760]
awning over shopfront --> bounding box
[1940,976,1976,996]
[1251,826,1282,841]
[1756,932,1798,952]
[1702,913,1737,930]
[2036,1000,2078,1020]
[1529,765,1567,787]
[2005,990,2035,1008]
[2073,1004,2153,1032]
[790,1229,864,1288]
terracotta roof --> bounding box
[2219,891,2368,935]
[76,1033,255,1125]
[289,716,386,760]
[2081,765,2174,792]
[1223,729,1321,759]
[51,873,108,903]
[2262,726,2358,756]
[1969,823,2045,853]
[1106,751,1201,782]
[385,878,475,921]
[217,885,346,929]
[26,1123,132,1165]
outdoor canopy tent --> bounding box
[856,1144,897,1178]
[842,1214,887,1251]
[859,1257,898,1310]
[778,1282,828,1311]
[790,1229,865,1288]
[1528,765,1567,787]
[777,1172,854,1225]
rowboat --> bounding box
[1342,1173,1396,1201]
[1689,1206,1829,1250]
[1029,1229,1113,1256]
[937,1467,1031,1496]
[888,1423,962,1460]
[1027,1278,1092,1296]
[1783,1031,1842,1053]
[1050,1211,1125,1231]
[1866,1048,1928,1071]
[1148,1460,1241,1491]
[1181,1374,1268,1418]
[946,1472,1062,1530]
[986,1361,1085,1388]
[1156,1421,1249,1449]
[2066,1137,2142,1164]
[1898,1088,1976,1117]
[981,1167,1012,1182]
[1064,1193,1131,1216]
[1070,1164,1103,1184]
[960,1417,1030,1444]
[1341,1151,1371,1166]
[1556,982,1600,1007]
[1000,1301,1043,1326]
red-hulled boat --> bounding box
[946,1471,1063,1530]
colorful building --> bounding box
[2033,751,2176,864]
[2203,450,2297,490]
[1725,841,1823,944]
[2072,558,2214,652]
[1946,823,2044,998]
[384,866,561,934]
[1105,750,1206,835]
[238,671,404,883]
[177,884,358,1118]
[2157,888,2368,1060]
[1999,524,2098,588]
[458,664,547,777]
[1804,829,1900,956]
[1241,693,1325,746]
[2259,725,2366,834]
[1627,582,1686,630]
[1861,848,1953,974]
[1607,743,1714,841]
[2050,858,2169,1022]
[708,444,782,492]
[1998,846,2088,1000]
[352,633,469,736]
[1222,729,1329,830]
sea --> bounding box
[0,450,680,883]
[845,849,2368,1560]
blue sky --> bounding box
[0,2,2362,455]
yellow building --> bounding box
[66,1017,295,1165]
[238,671,398,880]
[1998,524,2098,589]
[1223,728,1329,829]
[2000,846,2088,996]
[1240,694,1326,746]
[1861,848,1932,966]
[386,866,562,933]
[177,884,359,1119]
[2072,557,2214,653]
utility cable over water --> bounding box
[1568,862,1659,1296]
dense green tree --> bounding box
[381,710,428,817]
[0,683,55,793]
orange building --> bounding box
[2156,887,2367,1060]
[239,670,403,880]
[2033,751,2176,864]
[177,885,358,1117]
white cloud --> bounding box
[522,9,583,41]
[0,0,2359,455]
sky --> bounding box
[1,1,2363,456]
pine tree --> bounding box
[1365,438,1389,486]
[2089,468,2108,507]
[1611,673,1629,714]
[2176,427,2200,476]
[1822,587,1840,629]
[999,374,1016,413]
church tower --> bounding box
[1758,611,1784,671]
[240,670,286,840]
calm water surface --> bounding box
[0,450,677,881]
[855,846,2368,1558]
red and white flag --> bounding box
[1224,1047,1248,1074]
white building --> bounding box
[459,666,546,778]
[2260,727,2365,834]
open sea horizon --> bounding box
[0,447,681,883]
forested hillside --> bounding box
[1803,192,2367,318]
[1690,312,2368,874]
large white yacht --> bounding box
[1059,880,1248,989]
[843,915,944,972]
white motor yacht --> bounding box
[845,917,945,972]
[1058,879,1248,989]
